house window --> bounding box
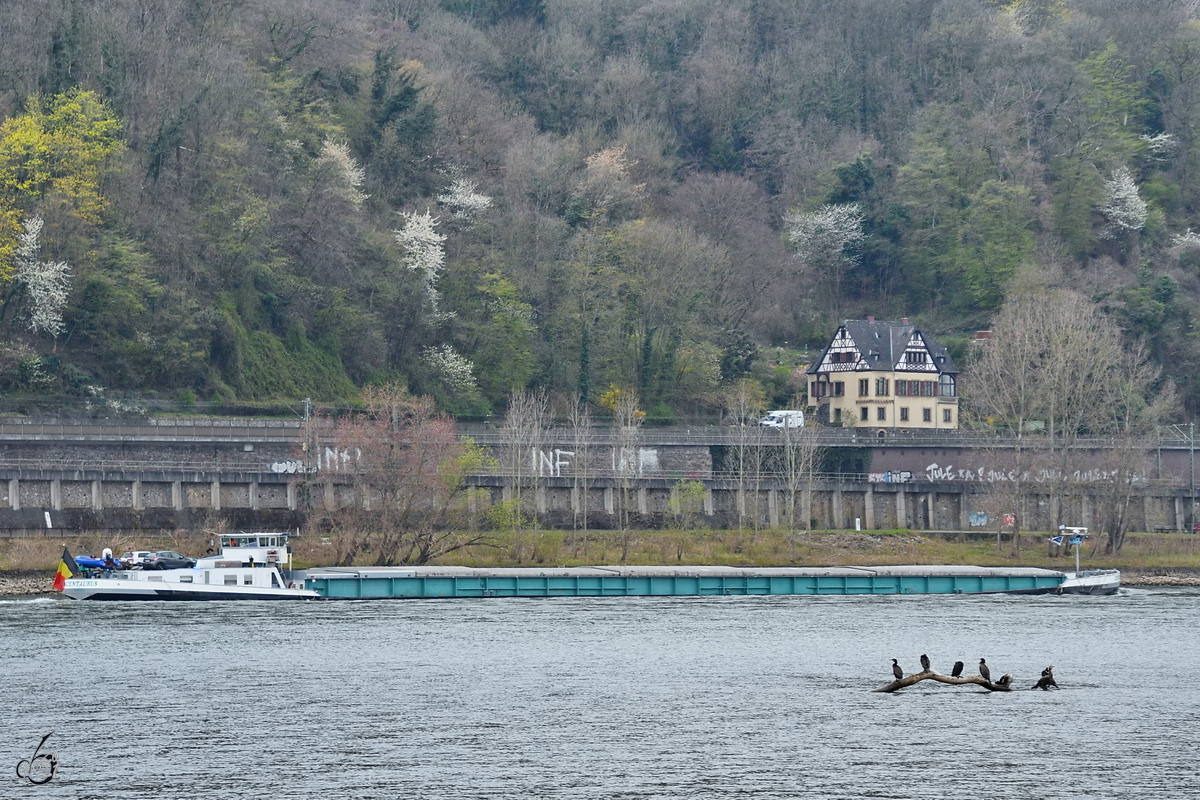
[860,407,869,421]
[923,408,932,422]
[922,381,934,397]
[943,408,952,423]
[859,379,870,397]
[896,381,908,397]
[877,407,886,421]
[834,382,845,397]
[939,374,956,397]
[834,408,842,422]
[875,378,889,396]
[908,351,928,364]
[900,408,909,422]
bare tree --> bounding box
[307,384,489,566]
[601,386,645,562]
[778,422,823,534]
[501,388,550,560]
[965,280,1174,554]
[724,379,766,530]
[566,393,594,532]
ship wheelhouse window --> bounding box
[179,575,193,583]
[244,574,253,585]
[224,575,238,585]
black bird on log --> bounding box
[1033,666,1059,690]
[997,674,1012,687]
[951,661,964,677]
[979,659,991,682]
[892,659,903,680]
[919,654,931,672]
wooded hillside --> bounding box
[0,0,1196,418]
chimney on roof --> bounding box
[901,318,910,324]
[975,331,993,340]
[867,316,875,322]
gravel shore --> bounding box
[0,571,54,598]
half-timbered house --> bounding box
[805,318,959,430]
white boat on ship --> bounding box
[1056,569,1121,595]
[62,533,318,601]
[1052,526,1121,595]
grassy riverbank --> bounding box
[5,528,1200,573]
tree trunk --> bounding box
[875,669,1015,693]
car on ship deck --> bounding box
[143,551,196,570]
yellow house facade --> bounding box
[805,318,959,430]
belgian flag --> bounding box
[52,547,80,592]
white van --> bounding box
[759,410,805,428]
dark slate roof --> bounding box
[805,319,958,375]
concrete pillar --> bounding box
[287,482,298,511]
[703,488,714,516]
[172,481,183,511]
[1143,495,1153,532]
[502,485,512,503]
[637,487,647,515]
[211,480,221,511]
[569,486,579,513]
[536,487,547,514]
[768,489,779,528]
[833,489,843,530]
[737,490,746,517]
[1176,495,1185,531]
[51,479,62,511]
[132,480,142,511]
[323,482,336,510]
[802,488,813,529]
[250,481,260,511]
[959,489,969,530]
[1081,493,1091,527]
[927,492,936,530]
[91,480,102,511]
[604,487,614,515]
[896,489,907,530]
[865,486,875,530]
[8,478,17,510]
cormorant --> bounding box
[979,658,991,682]
[919,654,931,672]
[997,674,1012,687]
[892,659,903,680]
[1033,666,1059,690]
[951,661,964,677]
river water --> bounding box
[2,589,1198,799]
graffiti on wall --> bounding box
[868,471,912,484]
[924,463,1136,484]
[531,448,574,478]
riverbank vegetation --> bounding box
[6,528,1200,574]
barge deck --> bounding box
[302,564,1074,599]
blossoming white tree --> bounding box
[395,209,448,314]
[315,140,369,207]
[436,179,492,222]
[422,343,478,393]
[15,216,72,337]
[783,202,865,311]
[1099,166,1147,240]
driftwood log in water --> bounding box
[874,669,1015,693]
